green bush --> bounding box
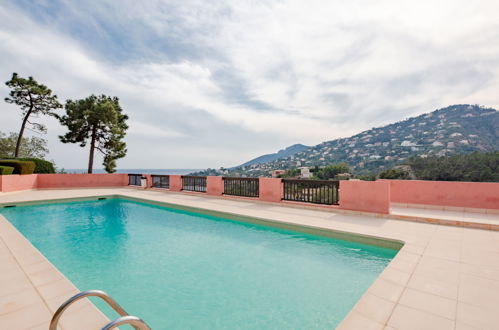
[1,157,56,173]
[16,157,55,173]
[0,160,36,175]
[379,168,411,180]
[0,166,14,175]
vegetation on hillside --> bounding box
[370,152,499,182]
[220,104,498,177]
[406,152,499,182]
[314,163,351,180]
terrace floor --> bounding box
[391,204,499,230]
[1,188,499,329]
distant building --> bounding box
[299,167,311,179]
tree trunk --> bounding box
[88,126,96,174]
[14,109,32,158]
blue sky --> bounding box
[1,0,498,169]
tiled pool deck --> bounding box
[1,188,499,329]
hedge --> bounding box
[16,158,55,174]
[1,157,55,174]
[0,160,36,175]
[0,166,14,175]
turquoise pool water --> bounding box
[2,198,398,329]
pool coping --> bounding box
[1,188,499,329]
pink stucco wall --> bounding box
[259,178,283,202]
[0,174,38,192]
[207,176,224,196]
[339,180,391,214]
[37,174,128,189]
[143,174,153,188]
[388,179,499,210]
[169,175,182,192]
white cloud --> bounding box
[0,0,498,169]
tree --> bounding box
[58,95,128,173]
[4,73,62,157]
[0,131,49,159]
[316,163,351,180]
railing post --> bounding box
[143,174,152,188]
[207,176,224,196]
[339,180,391,214]
[258,178,283,202]
[169,175,183,192]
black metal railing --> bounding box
[283,179,339,205]
[223,177,259,197]
[151,175,170,189]
[182,176,207,192]
[128,174,143,186]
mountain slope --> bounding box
[236,144,310,167]
[229,104,499,176]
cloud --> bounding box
[1,0,499,169]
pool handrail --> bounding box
[102,315,151,329]
[49,289,151,330]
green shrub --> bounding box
[0,166,14,175]
[0,160,36,175]
[15,157,55,173]
[379,168,411,180]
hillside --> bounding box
[227,104,499,177]
[236,144,310,167]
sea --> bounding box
[64,169,202,175]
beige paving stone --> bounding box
[45,292,93,313]
[461,249,499,267]
[336,310,384,330]
[0,301,52,330]
[0,286,44,316]
[398,288,456,320]
[455,322,480,330]
[59,303,111,329]
[406,273,458,300]
[459,262,499,281]
[0,261,26,283]
[379,266,412,286]
[386,256,418,273]
[387,304,455,330]
[412,256,460,284]
[27,322,58,330]
[28,265,66,287]
[458,273,499,308]
[352,292,395,324]
[0,272,32,298]
[424,240,461,261]
[456,302,499,329]
[367,278,405,303]
[37,278,79,300]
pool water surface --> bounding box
[2,198,398,329]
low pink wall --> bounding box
[340,180,391,214]
[169,175,182,192]
[388,180,499,210]
[259,178,283,202]
[37,174,128,189]
[207,176,223,196]
[0,174,38,192]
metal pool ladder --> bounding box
[49,290,151,330]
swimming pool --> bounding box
[2,198,398,329]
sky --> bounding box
[1,0,498,170]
